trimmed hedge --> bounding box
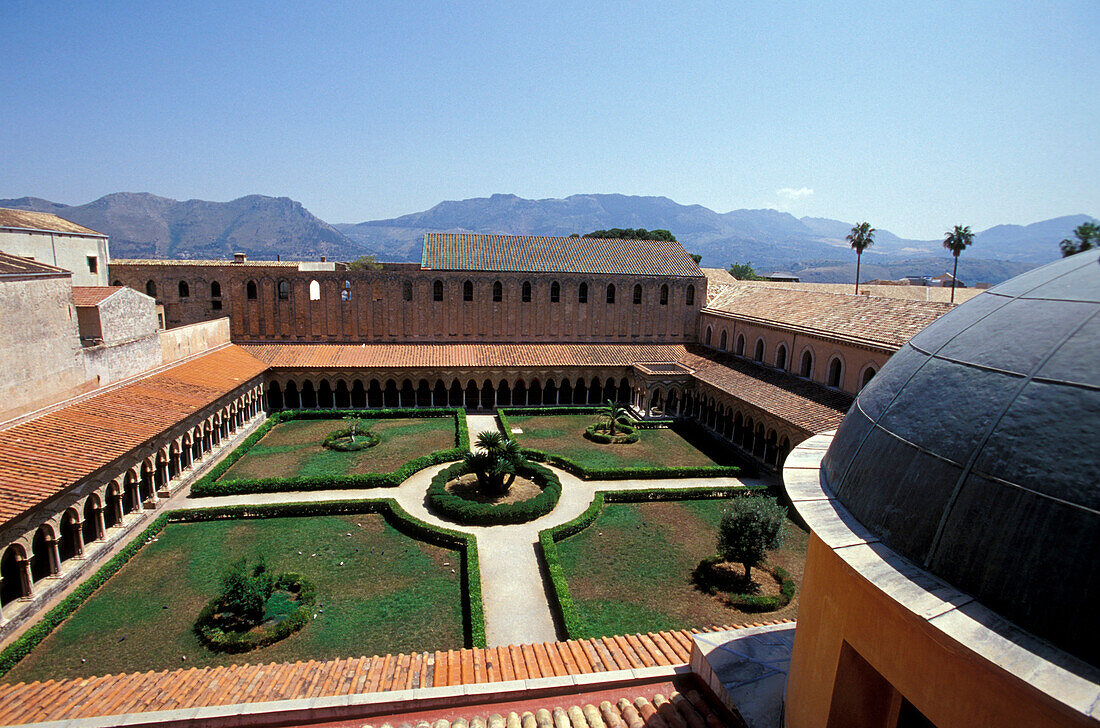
[191,408,469,497]
[583,421,639,445]
[0,498,486,677]
[538,486,763,639]
[195,573,316,653]
[695,558,796,612]
[426,461,561,525]
[322,428,381,451]
[498,408,741,481]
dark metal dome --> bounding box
[821,250,1100,665]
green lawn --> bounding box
[219,417,457,481]
[5,514,465,682]
[507,413,736,470]
[554,499,807,638]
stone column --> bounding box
[46,538,61,576]
[94,504,106,541]
[18,557,33,598]
[72,520,85,558]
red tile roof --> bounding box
[0,251,70,278]
[0,623,786,725]
[0,346,268,525]
[70,286,124,307]
[422,234,703,277]
[0,208,105,236]
[704,283,954,350]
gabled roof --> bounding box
[0,251,70,278]
[0,208,105,237]
[704,283,955,351]
[422,233,703,277]
[0,345,268,525]
[71,286,124,307]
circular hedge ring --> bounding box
[195,573,316,653]
[693,557,796,613]
[426,461,562,525]
[322,428,381,452]
[584,420,639,445]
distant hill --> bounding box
[0,192,361,260]
[2,192,1092,285]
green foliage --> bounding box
[942,224,975,302]
[728,262,766,280]
[584,421,638,444]
[579,228,676,241]
[322,426,381,451]
[218,559,266,624]
[347,255,383,271]
[1061,221,1098,257]
[427,461,561,525]
[846,222,876,294]
[598,399,628,437]
[689,253,702,265]
[191,408,467,497]
[196,570,316,654]
[464,430,527,495]
[717,496,787,580]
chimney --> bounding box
[233,252,247,264]
[320,256,327,262]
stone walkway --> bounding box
[185,427,768,647]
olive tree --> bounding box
[717,496,787,580]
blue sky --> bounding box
[2,1,1096,239]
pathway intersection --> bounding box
[184,413,768,646]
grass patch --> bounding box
[4,514,466,682]
[220,417,456,481]
[551,499,807,638]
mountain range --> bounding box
[1,192,1093,285]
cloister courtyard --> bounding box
[0,407,804,682]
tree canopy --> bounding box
[717,496,787,580]
[347,255,383,271]
[570,228,677,241]
[728,262,766,280]
[1060,222,1099,257]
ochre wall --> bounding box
[110,264,705,344]
[785,534,1091,728]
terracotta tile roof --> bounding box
[0,251,70,278]
[681,349,851,435]
[422,234,703,277]
[704,283,954,350]
[70,285,124,307]
[111,258,301,267]
[0,623,787,725]
[0,345,267,525]
[701,267,737,286]
[0,208,105,236]
[243,343,694,369]
[735,278,986,304]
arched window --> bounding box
[309,280,321,301]
[861,366,877,390]
[775,344,788,370]
[828,357,844,388]
[403,281,413,301]
[578,282,588,303]
[341,290,350,302]
[522,281,532,302]
[112,279,122,286]
[463,280,473,302]
[550,281,560,303]
[800,350,814,378]
[686,285,695,306]
[277,280,289,300]
[145,280,157,297]
[736,334,745,356]
[246,280,258,300]
[719,331,728,350]
[493,281,502,302]
[633,284,642,305]
[433,280,443,302]
[660,284,669,305]
[178,281,190,298]
[705,326,712,345]
[210,281,221,298]
[754,339,765,362]
[606,284,616,304]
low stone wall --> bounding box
[160,318,231,364]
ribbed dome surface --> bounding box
[821,250,1100,665]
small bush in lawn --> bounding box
[717,495,787,581]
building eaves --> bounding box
[0,208,106,237]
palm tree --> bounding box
[1060,222,1098,257]
[942,225,974,303]
[600,400,628,436]
[846,222,875,294]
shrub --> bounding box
[195,571,316,654]
[427,461,561,526]
[583,421,639,444]
[693,560,796,612]
[718,495,787,581]
[322,427,381,451]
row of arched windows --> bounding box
[429,280,695,306]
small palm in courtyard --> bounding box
[600,400,628,436]
[464,431,526,495]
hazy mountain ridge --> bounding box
[2,192,1092,285]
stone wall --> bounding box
[0,229,110,287]
[81,335,162,387]
[160,318,232,365]
[110,263,706,344]
[0,275,89,421]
